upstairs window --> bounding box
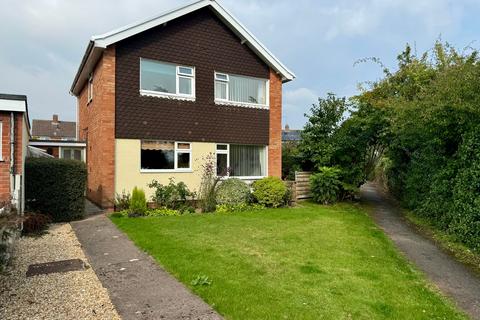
[87,73,93,103]
[140,59,195,99]
[215,72,268,107]
[141,140,191,171]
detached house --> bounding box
[70,0,295,208]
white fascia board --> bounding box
[0,99,26,112]
[209,1,295,81]
[93,0,208,48]
[29,141,87,147]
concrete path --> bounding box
[71,214,222,320]
[361,182,480,319]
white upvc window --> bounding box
[140,58,195,100]
[87,73,93,103]
[215,143,267,179]
[214,72,269,108]
[140,140,192,172]
[60,147,83,161]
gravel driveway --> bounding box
[0,223,120,320]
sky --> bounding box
[1,0,479,129]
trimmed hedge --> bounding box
[25,158,87,222]
[252,177,287,208]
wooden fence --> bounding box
[293,171,312,201]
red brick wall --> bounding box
[0,112,25,202]
[268,69,282,178]
[78,47,116,208]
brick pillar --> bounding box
[268,69,282,178]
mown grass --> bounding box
[111,202,466,320]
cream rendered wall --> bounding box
[115,139,215,199]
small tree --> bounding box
[129,187,147,217]
[299,93,350,170]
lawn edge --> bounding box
[403,210,480,276]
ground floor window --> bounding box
[216,144,266,177]
[141,140,191,171]
[61,148,82,161]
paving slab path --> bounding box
[360,182,480,319]
[71,214,222,320]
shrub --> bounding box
[114,190,131,211]
[252,177,287,208]
[148,178,194,209]
[129,187,147,217]
[145,208,181,217]
[310,167,342,204]
[25,158,86,222]
[22,213,51,235]
[215,178,250,206]
[198,154,222,212]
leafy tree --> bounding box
[299,93,349,170]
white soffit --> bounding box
[0,98,27,113]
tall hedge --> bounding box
[25,158,87,222]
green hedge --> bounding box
[252,177,287,208]
[25,158,87,222]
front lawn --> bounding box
[111,203,465,319]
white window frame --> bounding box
[216,143,229,176]
[0,122,3,161]
[215,143,267,180]
[87,73,93,104]
[59,147,84,161]
[140,141,192,173]
[214,72,269,109]
[139,58,195,101]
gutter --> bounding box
[70,40,95,96]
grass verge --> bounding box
[111,202,466,320]
[404,210,480,275]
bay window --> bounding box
[214,72,268,107]
[140,59,195,99]
[141,140,191,171]
[216,144,266,178]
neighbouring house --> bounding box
[282,124,302,143]
[30,114,86,161]
[70,0,295,208]
[0,94,31,213]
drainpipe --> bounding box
[9,112,15,207]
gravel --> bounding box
[0,223,120,320]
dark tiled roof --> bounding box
[282,130,302,141]
[32,119,76,139]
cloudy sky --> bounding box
[1,0,478,128]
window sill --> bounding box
[140,169,193,173]
[220,175,265,180]
[215,99,268,110]
[140,90,195,102]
